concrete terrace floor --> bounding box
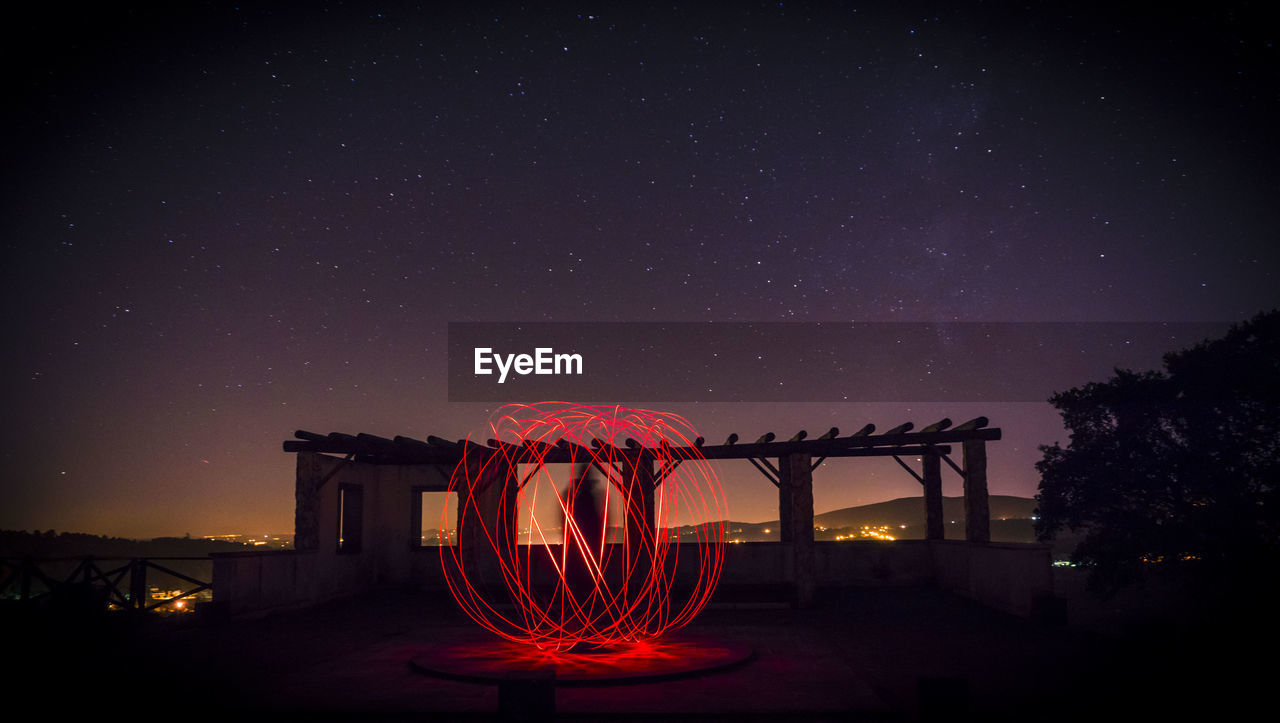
[8,583,1269,721]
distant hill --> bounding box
[0,530,249,558]
[674,495,1040,543]
[813,495,1037,530]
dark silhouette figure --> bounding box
[561,463,604,633]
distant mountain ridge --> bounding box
[812,494,1036,530]
[673,495,1038,543]
[4,496,1040,555]
[0,530,249,557]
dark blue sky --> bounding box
[4,2,1276,537]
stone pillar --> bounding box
[458,451,516,591]
[620,454,656,592]
[962,440,990,543]
[777,457,793,543]
[786,452,815,608]
[294,452,324,551]
[923,453,945,541]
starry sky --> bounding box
[3,1,1277,538]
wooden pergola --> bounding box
[284,416,999,607]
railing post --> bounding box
[20,556,33,601]
[130,558,148,610]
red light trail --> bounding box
[441,403,727,651]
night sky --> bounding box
[4,2,1277,538]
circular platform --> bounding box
[410,635,754,685]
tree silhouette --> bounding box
[1035,311,1280,593]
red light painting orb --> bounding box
[441,403,727,651]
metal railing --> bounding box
[0,556,213,612]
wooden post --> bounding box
[923,453,944,541]
[787,452,815,608]
[778,457,793,543]
[962,440,990,543]
[294,452,324,551]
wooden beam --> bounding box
[757,456,781,477]
[356,432,397,447]
[952,416,989,431]
[940,452,965,479]
[395,435,435,452]
[317,453,355,488]
[591,458,626,489]
[748,457,780,486]
[654,458,683,486]
[284,437,965,464]
[919,418,952,434]
[892,455,925,485]
[518,461,544,490]
[282,427,997,464]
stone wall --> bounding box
[930,540,1054,617]
[215,538,1052,618]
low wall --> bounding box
[930,540,1054,617]
[211,549,372,617]
[720,542,790,584]
[213,539,1052,618]
[716,541,934,586]
[815,540,935,586]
